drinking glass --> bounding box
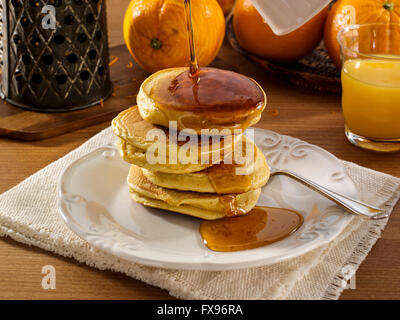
[338,23,400,152]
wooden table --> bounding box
[1,3,399,300]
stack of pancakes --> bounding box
[112,67,270,220]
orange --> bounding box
[216,0,236,15]
[123,0,225,73]
[324,0,400,69]
[233,0,328,63]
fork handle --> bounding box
[273,169,387,220]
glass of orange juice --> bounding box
[338,23,400,152]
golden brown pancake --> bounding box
[112,106,241,173]
[117,138,212,173]
[141,136,270,193]
[137,67,267,134]
[127,165,262,220]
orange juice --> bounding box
[341,58,400,139]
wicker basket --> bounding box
[226,15,341,94]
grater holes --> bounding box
[67,53,78,64]
[31,36,41,48]
[77,33,87,43]
[97,66,105,76]
[88,50,97,60]
[29,1,40,7]
[56,74,67,85]
[22,54,31,65]
[15,71,23,82]
[48,0,62,7]
[4,0,111,110]
[32,74,43,84]
[21,16,29,27]
[11,0,21,7]
[86,13,95,24]
[80,71,90,81]
[13,34,21,45]
[53,34,65,44]
[42,54,53,65]
[64,15,75,26]
[95,30,102,40]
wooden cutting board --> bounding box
[0,45,151,141]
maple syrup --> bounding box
[219,194,248,217]
[148,0,265,131]
[151,67,265,126]
[206,137,255,195]
[200,207,304,252]
[183,0,199,78]
[208,164,252,194]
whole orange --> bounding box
[233,0,328,63]
[325,0,400,69]
[217,0,236,15]
[123,0,225,73]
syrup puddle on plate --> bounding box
[200,206,304,252]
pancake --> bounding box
[117,138,212,173]
[128,165,262,220]
[112,106,240,173]
[112,106,166,151]
[137,67,267,134]
[141,136,270,193]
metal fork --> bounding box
[269,167,387,220]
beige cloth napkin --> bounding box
[0,127,399,300]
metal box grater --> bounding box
[0,0,113,112]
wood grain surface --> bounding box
[0,0,399,300]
